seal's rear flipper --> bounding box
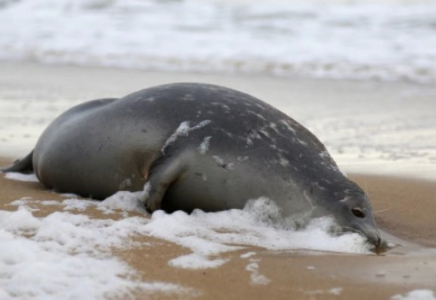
[0,151,34,174]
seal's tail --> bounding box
[0,151,34,173]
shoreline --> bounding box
[2,157,435,248]
[1,61,435,181]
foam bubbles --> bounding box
[169,253,229,269]
[0,207,191,299]
[1,0,436,83]
[99,189,149,214]
[392,290,436,300]
[4,172,39,182]
[1,193,372,298]
[84,195,370,263]
[245,260,271,285]
[141,197,371,270]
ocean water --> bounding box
[1,0,436,82]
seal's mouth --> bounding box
[365,232,389,254]
[341,224,388,253]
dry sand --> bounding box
[1,156,436,300]
[1,61,436,182]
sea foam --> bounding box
[0,207,192,299]
[0,185,373,298]
[4,172,38,182]
[1,0,436,83]
[392,290,436,300]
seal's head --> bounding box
[334,192,383,248]
[310,178,384,249]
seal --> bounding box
[1,83,383,247]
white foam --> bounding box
[0,207,192,299]
[94,194,371,269]
[62,198,98,211]
[240,252,270,284]
[392,290,436,300]
[3,193,372,289]
[169,253,228,270]
[1,0,436,83]
[240,251,257,259]
[245,261,271,285]
[140,198,371,270]
[60,193,80,198]
[4,172,38,182]
[304,288,344,296]
[330,288,343,295]
[99,189,149,214]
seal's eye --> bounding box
[351,208,365,218]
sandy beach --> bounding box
[1,62,436,299]
[1,157,436,299]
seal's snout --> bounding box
[365,229,389,254]
[364,228,382,247]
[348,221,387,251]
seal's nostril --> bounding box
[351,208,365,218]
[376,236,381,247]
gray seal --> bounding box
[1,83,383,247]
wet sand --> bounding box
[0,62,435,299]
[1,156,436,299]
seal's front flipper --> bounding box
[144,156,185,213]
[0,151,34,173]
